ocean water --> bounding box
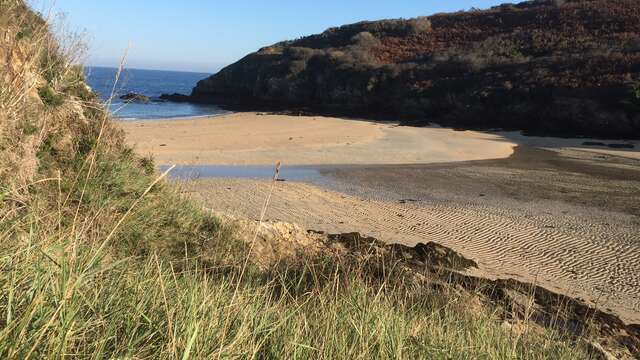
[84,66,228,120]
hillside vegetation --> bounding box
[0,1,635,358]
[190,0,640,138]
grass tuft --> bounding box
[38,85,64,107]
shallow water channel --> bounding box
[161,164,329,183]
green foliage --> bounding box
[15,25,33,40]
[198,1,640,138]
[138,155,155,176]
[20,119,39,135]
[0,187,7,203]
[358,17,431,37]
[0,83,598,358]
[0,109,599,357]
[62,65,96,101]
[633,84,640,105]
[39,49,66,84]
[38,85,64,107]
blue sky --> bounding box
[30,0,505,72]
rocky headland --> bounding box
[168,0,640,138]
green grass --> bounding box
[0,212,591,359]
[38,85,65,107]
[15,24,33,40]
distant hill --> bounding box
[188,0,640,138]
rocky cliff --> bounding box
[189,0,640,138]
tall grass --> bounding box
[0,214,591,358]
[0,1,598,358]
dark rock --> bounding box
[399,199,417,204]
[120,92,150,103]
[409,242,478,270]
[582,141,607,147]
[159,93,191,103]
[607,143,635,149]
[325,232,478,270]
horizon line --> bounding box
[85,64,219,74]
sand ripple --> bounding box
[187,178,640,324]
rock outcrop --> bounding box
[189,0,640,138]
[159,93,190,102]
[120,92,150,103]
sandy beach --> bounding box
[121,112,640,324]
[120,112,639,166]
[118,112,516,165]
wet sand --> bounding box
[184,147,640,324]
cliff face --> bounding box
[191,0,640,138]
[0,0,103,187]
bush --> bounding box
[15,25,33,40]
[361,19,409,36]
[347,32,381,65]
[351,31,380,47]
[289,60,307,75]
[38,85,64,106]
[284,46,325,60]
[408,17,432,35]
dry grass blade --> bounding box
[217,161,281,358]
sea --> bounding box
[84,66,228,120]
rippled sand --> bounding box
[184,148,640,324]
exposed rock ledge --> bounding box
[120,92,150,103]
